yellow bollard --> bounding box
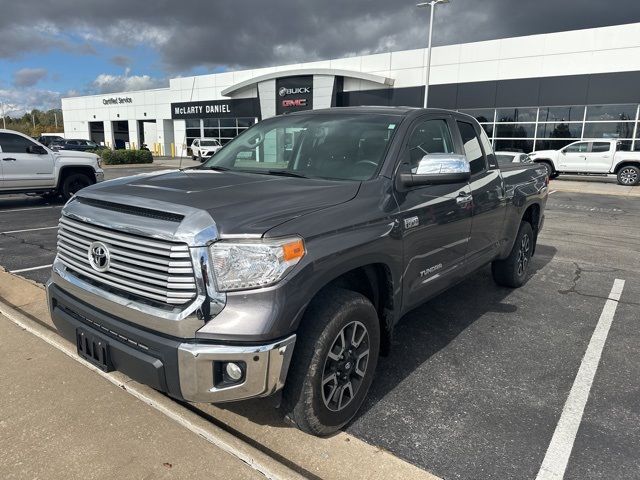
[171,143,175,158]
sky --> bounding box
[1,0,639,117]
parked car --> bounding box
[47,107,547,436]
[495,151,533,167]
[37,134,65,147]
[529,139,640,185]
[191,138,222,161]
[53,138,100,152]
[0,129,104,200]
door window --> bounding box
[590,142,611,153]
[0,132,38,153]
[457,121,486,175]
[406,119,454,172]
[564,142,588,153]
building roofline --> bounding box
[221,68,394,96]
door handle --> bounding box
[2,157,16,161]
[456,192,473,205]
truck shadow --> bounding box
[216,244,557,435]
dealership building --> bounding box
[62,22,640,156]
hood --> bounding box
[55,150,99,161]
[78,169,360,236]
[529,150,556,158]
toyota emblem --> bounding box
[88,241,110,272]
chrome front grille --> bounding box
[57,216,197,305]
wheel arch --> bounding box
[56,165,97,190]
[613,160,640,174]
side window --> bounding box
[591,142,611,153]
[478,126,497,169]
[0,132,37,153]
[406,119,454,172]
[564,142,588,153]
[457,121,486,175]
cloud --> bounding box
[1,0,639,74]
[0,88,63,116]
[13,68,48,87]
[89,73,167,94]
[110,55,131,68]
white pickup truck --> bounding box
[529,139,640,185]
[0,129,104,200]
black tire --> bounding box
[538,161,556,179]
[283,287,380,436]
[198,153,204,163]
[492,221,534,288]
[61,172,92,201]
[617,165,640,186]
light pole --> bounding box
[417,0,449,109]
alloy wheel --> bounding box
[516,233,531,277]
[619,168,638,185]
[321,321,370,412]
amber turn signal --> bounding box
[282,239,305,262]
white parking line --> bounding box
[548,189,557,195]
[9,264,53,274]
[0,205,63,213]
[536,278,626,480]
[0,226,58,235]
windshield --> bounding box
[202,113,400,181]
[200,140,219,146]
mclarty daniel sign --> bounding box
[171,98,259,119]
[102,97,133,105]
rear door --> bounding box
[456,119,505,272]
[395,113,473,311]
[583,141,614,173]
[0,132,55,188]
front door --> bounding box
[0,132,55,189]
[394,114,473,312]
[557,141,589,172]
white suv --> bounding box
[191,138,222,161]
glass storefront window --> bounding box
[583,122,634,139]
[203,118,219,128]
[534,139,575,151]
[480,123,493,137]
[538,106,585,123]
[536,122,582,139]
[495,139,534,153]
[585,104,637,121]
[496,107,537,123]
[459,109,495,123]
[495,123,536,138]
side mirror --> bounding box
[560,149,566,155]
[27,145,47,155]
[399,153,470,187]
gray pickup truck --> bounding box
[47,107,548,435]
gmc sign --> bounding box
[276,76,313,115]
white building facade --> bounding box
[62,22,640,156]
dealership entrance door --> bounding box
[89,122,105,145]
[112,121,129,149]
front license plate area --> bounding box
[76,328,113,372]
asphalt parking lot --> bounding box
[1,170,638,480]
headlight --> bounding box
[210,237,305,291]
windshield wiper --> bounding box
[264,169,308,178]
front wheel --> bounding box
[617,166,640,186]
[61,173,92,201]
[492,221,534,288]
[283,288,380,436]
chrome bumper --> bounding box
[95,170,104,182]
[177,335,296,403]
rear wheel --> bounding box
[492,221,534,288]
[283,288,380,436]
[61,172,92,201]
[617,165,639,186]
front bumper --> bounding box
[47,282,296,403]
[95,170,104,182]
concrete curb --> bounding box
[0,298,305,480]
